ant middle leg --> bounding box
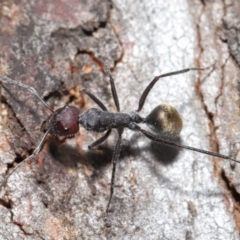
[104,67,120,112]
[106,128,123,212]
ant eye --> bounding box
[42,106,80,137]
[145,104,183,139]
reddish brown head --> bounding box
[41,106,80,137]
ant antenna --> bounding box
[0,75,54,112]
[0,130,50,191]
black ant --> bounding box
[0,67,239,212]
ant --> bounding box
[0,67,240,212]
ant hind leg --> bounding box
[137,67,206,112]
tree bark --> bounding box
[0,0,240,239]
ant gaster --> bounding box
[1,67,240,212]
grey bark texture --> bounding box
[0,0,240,239]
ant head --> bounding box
[145,104,183,139]
[41,106,80,137]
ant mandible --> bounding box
[0,67,239,212]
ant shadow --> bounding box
[42,135,118,195]
[47,132,180,171]
[127,132,181,165]
[47,137,113,169]
[43,132,227,201]
[45,132,180,177]
[124,133,228,199]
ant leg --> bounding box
[81,89,108,111]
[133,124,240,164]
[137,68,206,112]
[104,67,120,112]
[106,128,123,212]
[0,130,50,193]
[88,129,112,149]
[0,75,54,112]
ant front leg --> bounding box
[81,90,112,149]
[88,129,112,149]
[106,128,124,212]
[81,89,108,111]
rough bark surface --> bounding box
[0,0,240,239]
